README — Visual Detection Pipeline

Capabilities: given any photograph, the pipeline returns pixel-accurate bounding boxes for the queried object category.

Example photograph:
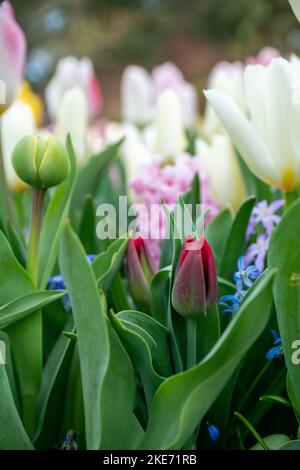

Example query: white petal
[204,89,277,185]
[289,0,300,23]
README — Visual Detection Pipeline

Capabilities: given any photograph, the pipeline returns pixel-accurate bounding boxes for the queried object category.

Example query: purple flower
[247,199,284,239]
[245,234,269,272]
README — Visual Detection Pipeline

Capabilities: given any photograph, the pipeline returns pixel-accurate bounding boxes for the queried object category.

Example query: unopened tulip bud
[127,236,156,307]
[12,134,70,189]
[172,236,217,318]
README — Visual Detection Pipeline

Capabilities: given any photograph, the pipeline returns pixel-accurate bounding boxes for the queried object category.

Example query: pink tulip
[0,1,26,108]
[246,47,280,66]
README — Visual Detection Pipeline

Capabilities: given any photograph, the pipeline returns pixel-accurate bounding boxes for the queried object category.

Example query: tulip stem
[186,317,197,369]
[0,119,13,231]
[27,188,45,283]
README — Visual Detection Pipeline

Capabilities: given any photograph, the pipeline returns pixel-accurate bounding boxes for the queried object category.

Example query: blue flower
[207,423,219,442]
[48,254,96,311]
[219,293,241,315]
[266,330,284,361]
[233,256,260,290]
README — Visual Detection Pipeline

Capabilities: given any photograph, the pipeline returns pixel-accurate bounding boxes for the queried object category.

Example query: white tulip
[203,61,245,138]
[1,100,36,188]
[121,66,154,126]
[155,89,186,159]
[289,0,300,22]
[196,134,246,211]
[54,86,88,165]
[122,138,152,183]
[205,58,300,192]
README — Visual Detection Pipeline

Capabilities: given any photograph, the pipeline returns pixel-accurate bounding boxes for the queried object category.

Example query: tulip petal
[204,89,277,186]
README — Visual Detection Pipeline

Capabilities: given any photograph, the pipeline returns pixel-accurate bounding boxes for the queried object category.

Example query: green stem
[236,360,272,413]
[186,317,197,369]
[284,191,298,213]
[0,117,13,231]
[27,188,45,283]
[234,412,269,450]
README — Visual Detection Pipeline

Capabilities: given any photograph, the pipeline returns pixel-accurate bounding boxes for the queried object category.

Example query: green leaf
[206,208,233,268]
[259,395,292,408]
[110,310,168,407]
[278,440,300,450]
[196,304,220,362]
[92,236,128,292]
[0,290,66,329]
[138,269,275,450]
[0,231,40,436]
[268,199,300,415]
[59,224,143,449]
[219,196,255,282]
[38,135,77,289]
[34,319,75,449]
[151,266,171,327]
[79,194,95,254]
[70,139,123,218]
[0,332,20,411]
[0,366,33,450]
[250,434,290,450]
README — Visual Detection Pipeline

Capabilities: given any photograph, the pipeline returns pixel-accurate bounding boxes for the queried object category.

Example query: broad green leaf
[38,135,77,289]
[0,332,20,411]
[59,224,143,449]
[70,139,123,218]
[110,311,167,407]
[0,231,40,437]
[0,366,33,450]
[92,236,128,292]
[268,199,300,415]
[0,290,66,329]
[196,304,220,362]
[219,196,255,282]
[250,434,290,450]
[279,440,300,450]
[206,208,233,268]
[34,319,75,449]
[139,269,275,450]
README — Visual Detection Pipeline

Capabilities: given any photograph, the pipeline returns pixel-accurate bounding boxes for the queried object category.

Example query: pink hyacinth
[0,1,26,107]
[129,153,219,265]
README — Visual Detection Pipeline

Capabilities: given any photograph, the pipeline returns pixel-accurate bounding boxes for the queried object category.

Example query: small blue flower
[219,294,241,315]
[207,423,219,443]
[234,256,260,290]
[266,330,284,361]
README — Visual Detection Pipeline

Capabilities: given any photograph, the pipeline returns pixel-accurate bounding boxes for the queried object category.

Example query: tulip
[1,100,36,189]
[155,89,186,159]
[203,61,245,138]
[289,0,300,22]
[246,47,280,66]
[172,236,217,318]
[152,62,198,127]
[0,1,26,113]
[45,56,102,120]
[12,134,70,189]
[121,65,154,126]
[127,236,157,307]
[54,86,88,165]
[205,58,300,193]
[196,134,246,211]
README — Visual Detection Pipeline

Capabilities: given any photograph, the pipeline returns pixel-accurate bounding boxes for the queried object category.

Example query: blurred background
[11,0,300,118]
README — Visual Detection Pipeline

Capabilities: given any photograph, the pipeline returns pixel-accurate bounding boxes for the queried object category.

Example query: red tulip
[127,236,156,307]
[0,1,26,110]
[172,235,217,317]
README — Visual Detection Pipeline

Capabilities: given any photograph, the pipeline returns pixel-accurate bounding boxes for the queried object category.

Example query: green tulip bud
[12,134,70,189]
